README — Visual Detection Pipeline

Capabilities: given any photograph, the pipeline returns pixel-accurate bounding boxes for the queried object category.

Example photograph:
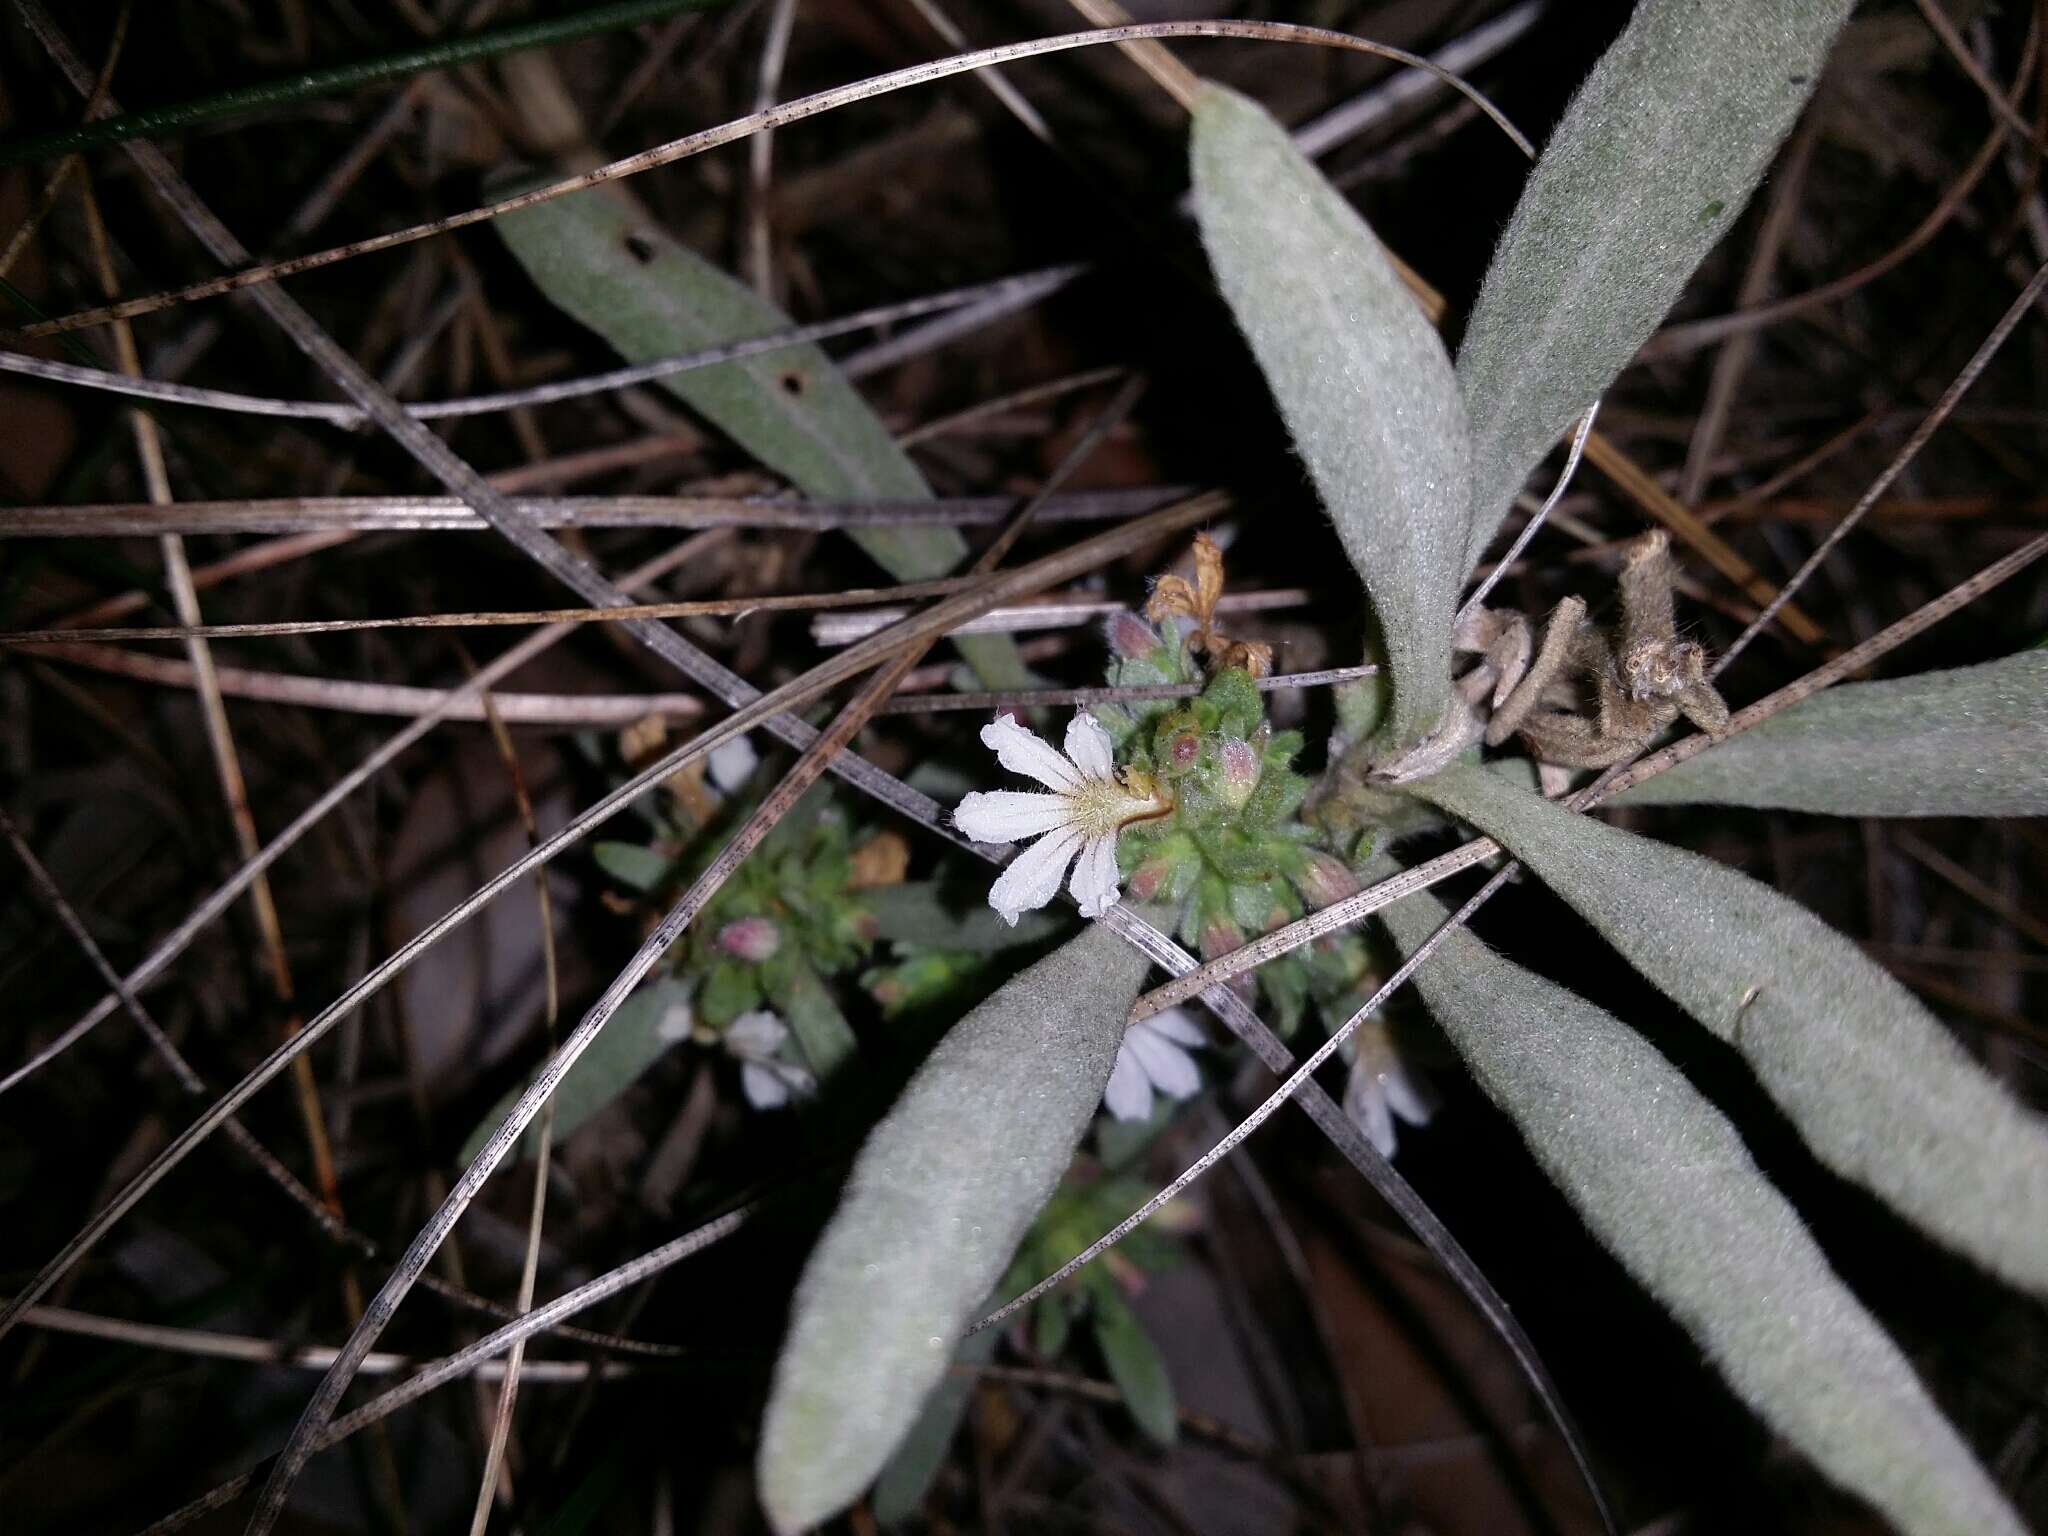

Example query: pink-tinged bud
[1170,731,1200,769]
[1293,851,1359,910]
[1217,736,1260,810]
[1109,611,1163,660]
[716,917,780,963]
[1200,918,1246,962]
[1128,857,1172,902]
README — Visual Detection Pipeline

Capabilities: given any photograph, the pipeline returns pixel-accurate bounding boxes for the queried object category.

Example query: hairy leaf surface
[1458,0,1853,563]
[1192,84,1471,755]
[1380,887,2025,1536]
[1414,764,2048,1293]
[757,921,1149,1532]
[497,185,1032,687]
[1613,651,2048,816]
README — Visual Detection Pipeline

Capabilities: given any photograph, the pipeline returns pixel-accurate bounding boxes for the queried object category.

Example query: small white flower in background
[1343,1015,1436,1158]
[724,1010,816,1110]
[706,734,760,795]
[953,712,1169,924]
[1103,1009,1206,1122]
[655,993,696,1044]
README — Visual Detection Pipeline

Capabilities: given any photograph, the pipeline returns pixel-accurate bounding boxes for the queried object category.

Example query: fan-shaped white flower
[1343,1015,1436,1158]
[724,1009,816,1110]
[1103,1008,1206,1122]
[953,712,1169,924]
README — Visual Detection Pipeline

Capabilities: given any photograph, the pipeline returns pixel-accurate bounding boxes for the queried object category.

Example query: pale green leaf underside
[757,921,1150,1533]
[495,185,1030,688]
[1613,651,2048,816]
[1379,887,2024,1536]
[1413,764,2048,1294]
[1191,83,1471,755]
[459,977,686,1165]
[1458,0,1854,564]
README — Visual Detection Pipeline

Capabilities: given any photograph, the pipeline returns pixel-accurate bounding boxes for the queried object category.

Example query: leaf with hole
[1379,884,2026,1536]
[1412,763,2048,1294]
[459,976,690,1165]
[1457,0,1854,564]
[757,919,1151,1533]
[1191,83,1470,758]
[495,184,1033,688]
[1612,650,2048,816]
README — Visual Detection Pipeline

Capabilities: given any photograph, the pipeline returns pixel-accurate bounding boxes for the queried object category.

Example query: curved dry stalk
[13,20,1529,340]
[0,266,1080,421]
[1718,257,2048,669]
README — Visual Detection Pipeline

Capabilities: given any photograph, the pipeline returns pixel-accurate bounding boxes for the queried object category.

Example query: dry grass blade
[11,19,1528,340]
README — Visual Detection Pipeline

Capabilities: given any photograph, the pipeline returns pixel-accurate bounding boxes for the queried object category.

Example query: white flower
[952,712,1168,924]
[706,735,760,795]
[1103,1008,1205,1122]
[723,1009,815,1110]
[1343,1016,1436,1158]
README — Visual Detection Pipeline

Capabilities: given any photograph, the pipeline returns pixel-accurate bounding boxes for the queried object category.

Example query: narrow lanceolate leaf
[1613,650,2048,816]
[1457,0,1854,564]
[460,977,688,1164]
[1092,1287,1177,1447]
[1413,764,2048,1294]
[1191,84,1471,757]
[758,921,1151,1533]
[1379,887,2026,1536]
[769,953,857,1081]
[496,185,1032,688]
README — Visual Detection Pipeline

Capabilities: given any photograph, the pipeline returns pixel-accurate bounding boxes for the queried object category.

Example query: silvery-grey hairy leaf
[1613,650,2048,816]
[1191,84,1471,755]
[496,186,1031,688]
[459,977,688,1165]
[1414,764,2048,1294]
[1379,887,2025,1536]
[757,921,1150,1533]
[864,880,1068,953]
[870,1324,997,1526]
[1458,0,1854,564]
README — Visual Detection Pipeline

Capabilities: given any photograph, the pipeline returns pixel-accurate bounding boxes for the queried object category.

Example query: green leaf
[863,881,1069,953]
[767,953,857,1081]
[1457,0,1854,564]
[1612,651,2048,817]
[459,978,688,1165]
[496,185,1032,689]
[1412,764,2048,1294]
[592,840,668,893]
[870,1324,997,1527]
[757,921,1151,1534]
[1378,885,2025,1536]
[1091,1287,1177,1448]
[1191,84,1471,757]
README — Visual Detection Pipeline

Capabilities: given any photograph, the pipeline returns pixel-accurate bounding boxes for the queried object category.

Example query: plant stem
[0,0,726,168]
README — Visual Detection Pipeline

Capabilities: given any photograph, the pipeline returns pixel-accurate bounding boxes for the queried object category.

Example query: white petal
[1068,833,1122,919]
[706,735,759,794]
[987,825,1083,925]
[1144,1007,1206,1048]
[742,1061,792,1109]
[1126,1025,1201,1101]
[655,997,696,1043]
[1345,1071,1397,1158]
[725,1009,787,1056]
[1063,712,1115,779]
[1102,1044,1155,1122]
[952,790,1073,845]
[982,713,1079,791]
[1379,1063,1437,1130]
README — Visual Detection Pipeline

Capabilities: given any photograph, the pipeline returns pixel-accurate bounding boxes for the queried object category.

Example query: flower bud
[715,916,781,963]
[1217,736,1260,811]
[1108,611,1164,661]
[1291,850,1359,910]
